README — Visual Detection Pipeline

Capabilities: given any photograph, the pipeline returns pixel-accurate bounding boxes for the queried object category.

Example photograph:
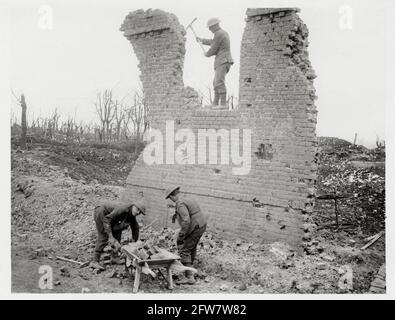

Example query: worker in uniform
[89,200,146,270]
[196,17,234,108]
[164,186,207,284]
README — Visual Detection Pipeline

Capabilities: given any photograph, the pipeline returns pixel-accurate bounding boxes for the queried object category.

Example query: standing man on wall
[164,186,207,284]
[89,200,146,270]
[196,17,234,108]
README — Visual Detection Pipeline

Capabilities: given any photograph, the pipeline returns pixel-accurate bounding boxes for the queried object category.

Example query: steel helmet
[164,185,181,199]
[207,17,220,28]
[133,200,146,215]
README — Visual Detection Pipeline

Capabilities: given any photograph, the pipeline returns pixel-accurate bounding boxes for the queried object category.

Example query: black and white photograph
[1,0,394,300]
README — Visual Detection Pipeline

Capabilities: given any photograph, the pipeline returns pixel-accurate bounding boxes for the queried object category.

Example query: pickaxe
[186,17,206,54]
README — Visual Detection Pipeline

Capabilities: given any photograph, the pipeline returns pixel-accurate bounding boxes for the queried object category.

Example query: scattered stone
[317,262,327,270]
[78,272,91,280]
[107,270,118,278]
[240,243,254,252]
[54,281,61,286]
[219,284,229,291]
[296,281,314,293]
[278,260,295,269]
[238,283,248,291]
[60,266,70,277]
[81,287,91,293]
[93,268,103,275]
[35,248,47,257]
[220,273,228,280]
[338,265,353,291]
[321,254,335,262]
[28,252,37,260]
[269,242,295,260]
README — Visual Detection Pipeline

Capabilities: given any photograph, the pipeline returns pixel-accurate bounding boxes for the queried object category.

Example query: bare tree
[127,91,149,140]
[113,99,125,141]
[94,89,116,143]
[20,94,27,149]
[11,90,28,149]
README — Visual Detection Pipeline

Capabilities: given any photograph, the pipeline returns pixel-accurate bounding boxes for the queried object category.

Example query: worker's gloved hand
[176,237,184,246]
[109,237,121,252]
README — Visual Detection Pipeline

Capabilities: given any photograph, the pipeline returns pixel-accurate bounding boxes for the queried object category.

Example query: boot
[175,270,196,285]
[89,260,105,271]
[111,256,125,265]
[219,92,227,108]
[213,91,220,107]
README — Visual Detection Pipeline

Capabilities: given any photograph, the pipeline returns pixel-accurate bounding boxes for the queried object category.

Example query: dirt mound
[12,143,136,186]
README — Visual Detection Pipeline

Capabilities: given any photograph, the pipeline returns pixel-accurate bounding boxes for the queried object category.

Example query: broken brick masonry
[120,8,317,249]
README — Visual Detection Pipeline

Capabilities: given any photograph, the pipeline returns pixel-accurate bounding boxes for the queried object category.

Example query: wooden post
[167,267,174,290]
[20,94,27,149]
[133,265,142,293]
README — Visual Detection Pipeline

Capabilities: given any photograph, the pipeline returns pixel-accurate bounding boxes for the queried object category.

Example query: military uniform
[201,28,233,105]
[93,202,139,262]
[174,196,207,266]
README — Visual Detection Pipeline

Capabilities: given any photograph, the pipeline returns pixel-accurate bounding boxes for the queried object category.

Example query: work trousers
[213,63,231,95]
[93,207,121,262]
[178,224,207,266]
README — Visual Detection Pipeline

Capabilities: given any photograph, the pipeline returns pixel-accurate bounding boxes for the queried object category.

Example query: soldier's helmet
[164,185,181,199]
[206,17,220,28]
[134,200,146,215]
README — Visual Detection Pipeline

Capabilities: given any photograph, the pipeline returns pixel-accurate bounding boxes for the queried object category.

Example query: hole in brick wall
[244,77,252,83]
[176,119,181,125]
[266,213,271,221]
[213,168,221,174]
[255,143,274,160]
[246,103,252,108]
[252,197,264,208]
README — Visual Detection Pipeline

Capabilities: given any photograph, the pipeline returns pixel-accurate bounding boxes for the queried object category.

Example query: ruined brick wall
[120,8,317,249]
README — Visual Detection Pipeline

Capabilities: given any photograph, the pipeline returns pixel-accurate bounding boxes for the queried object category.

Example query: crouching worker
[89,200,146,270]
[164,186,207,284]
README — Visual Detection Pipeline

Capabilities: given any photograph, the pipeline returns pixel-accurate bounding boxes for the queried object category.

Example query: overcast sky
[1,0,394,147]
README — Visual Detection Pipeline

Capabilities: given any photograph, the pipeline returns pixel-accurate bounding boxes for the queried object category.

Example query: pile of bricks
[369,264,386,293]
[120,8,317,250]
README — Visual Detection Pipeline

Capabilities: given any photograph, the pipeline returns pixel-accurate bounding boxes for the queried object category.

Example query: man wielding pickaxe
[186,17,234,108]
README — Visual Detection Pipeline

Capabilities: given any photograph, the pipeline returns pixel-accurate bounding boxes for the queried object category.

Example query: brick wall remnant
[120,8,318,250]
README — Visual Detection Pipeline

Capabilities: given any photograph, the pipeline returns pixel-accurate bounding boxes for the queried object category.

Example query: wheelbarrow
[121,245,183,293]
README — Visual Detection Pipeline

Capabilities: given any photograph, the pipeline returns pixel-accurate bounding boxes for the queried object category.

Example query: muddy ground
[11,139,385,294]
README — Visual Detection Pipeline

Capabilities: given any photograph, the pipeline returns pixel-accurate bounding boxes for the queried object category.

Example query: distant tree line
[11,89,150,148]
